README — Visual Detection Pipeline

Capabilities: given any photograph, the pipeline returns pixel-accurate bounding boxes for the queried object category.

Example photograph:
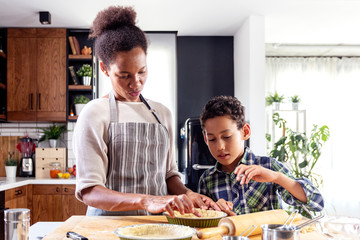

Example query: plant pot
[272,102,280,110]
[292,102,299,110]
[5,166,17,178]
[82,76,91,86]
[49,139,59,148]
[75,104,86,116]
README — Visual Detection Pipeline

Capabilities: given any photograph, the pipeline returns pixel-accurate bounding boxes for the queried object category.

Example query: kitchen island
[42,215,326,240]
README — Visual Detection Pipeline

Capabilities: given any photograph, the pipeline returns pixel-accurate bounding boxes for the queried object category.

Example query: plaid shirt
[198,147,324,215]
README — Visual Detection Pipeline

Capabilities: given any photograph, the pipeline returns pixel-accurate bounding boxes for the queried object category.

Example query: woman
[73,5,218,217]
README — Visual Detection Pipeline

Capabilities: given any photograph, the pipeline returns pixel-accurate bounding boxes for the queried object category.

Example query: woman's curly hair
[200,95,246,130]
[89,6,148,68]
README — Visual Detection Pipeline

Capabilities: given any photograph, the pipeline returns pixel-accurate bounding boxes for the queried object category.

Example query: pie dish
[164,208,227,227]
[114,223,196,240]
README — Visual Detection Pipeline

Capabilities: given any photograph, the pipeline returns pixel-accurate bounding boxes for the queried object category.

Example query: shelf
[0,114,6,120]
[0,83,5,89]
[68,55,92,60]
[68,85,92,90]
[0,51,6,59]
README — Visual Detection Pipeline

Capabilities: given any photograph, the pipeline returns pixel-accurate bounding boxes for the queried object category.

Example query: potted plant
[265,92,285,110]
[39,124,68,148]
[74,95,90,116]
[76,64,92,86]
[290,95,301,110]
[5,152,18,178]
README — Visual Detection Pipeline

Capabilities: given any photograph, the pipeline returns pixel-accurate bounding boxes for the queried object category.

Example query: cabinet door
[32,184,63,222]
[7,29,37,121]
[5,186,27,209]
[36,29,67,122]
[61,185,87,220]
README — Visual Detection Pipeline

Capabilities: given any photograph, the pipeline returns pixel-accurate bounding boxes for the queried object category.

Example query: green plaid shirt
[198,147,324,215]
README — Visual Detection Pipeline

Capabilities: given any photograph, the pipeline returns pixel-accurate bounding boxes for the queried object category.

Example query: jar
[50,162,61,178]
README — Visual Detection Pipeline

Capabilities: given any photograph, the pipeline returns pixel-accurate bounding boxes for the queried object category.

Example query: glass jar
[49,162,61,178]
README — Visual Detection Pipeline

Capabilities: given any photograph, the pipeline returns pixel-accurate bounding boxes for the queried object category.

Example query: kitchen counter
[42,215,326,240]
[0,177,76,191]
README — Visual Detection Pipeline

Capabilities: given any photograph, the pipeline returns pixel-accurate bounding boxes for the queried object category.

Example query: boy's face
[203,115,251,173]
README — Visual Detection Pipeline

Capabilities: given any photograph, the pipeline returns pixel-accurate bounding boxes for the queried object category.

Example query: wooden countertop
[43,215,326,240]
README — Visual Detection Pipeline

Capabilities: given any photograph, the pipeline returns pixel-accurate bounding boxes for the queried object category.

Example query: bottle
[49,162,61,178]
[4,208,30,240]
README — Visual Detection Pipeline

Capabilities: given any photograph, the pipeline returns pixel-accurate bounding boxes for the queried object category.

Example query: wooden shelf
[0,83,5,89]
[0,51,6,59]
[0,114,6,120]
[68,55,92,60]
[68,115,78,120]
[68,85,92,90]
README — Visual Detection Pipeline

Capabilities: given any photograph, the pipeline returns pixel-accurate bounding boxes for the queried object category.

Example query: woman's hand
[234,164,279,185]
[215,199,236,216]
[142,194,197,218]
[185,191,221,212]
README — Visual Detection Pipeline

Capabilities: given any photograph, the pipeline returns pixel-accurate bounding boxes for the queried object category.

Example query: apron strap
[109,90,118,123]
[140,94,163,125]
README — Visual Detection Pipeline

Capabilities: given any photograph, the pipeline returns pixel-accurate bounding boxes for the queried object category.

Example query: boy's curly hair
[89,6,148,68]
[200,95,246,130]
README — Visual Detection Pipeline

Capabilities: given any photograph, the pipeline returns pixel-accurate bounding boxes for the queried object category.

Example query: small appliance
[18,137,36,177]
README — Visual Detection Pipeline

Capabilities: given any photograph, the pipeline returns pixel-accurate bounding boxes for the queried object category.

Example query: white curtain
[266,57,360,218]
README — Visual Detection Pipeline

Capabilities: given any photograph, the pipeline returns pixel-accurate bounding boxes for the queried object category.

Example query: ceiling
[2,0,360,51]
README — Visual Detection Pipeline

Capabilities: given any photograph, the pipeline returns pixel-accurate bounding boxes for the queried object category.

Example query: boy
[198,95,324,215]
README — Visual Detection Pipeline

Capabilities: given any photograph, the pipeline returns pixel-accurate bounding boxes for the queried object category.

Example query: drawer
[36,157,65,168]
[35,148,66,158]
[5,186,26,201]
[33,184,62,195]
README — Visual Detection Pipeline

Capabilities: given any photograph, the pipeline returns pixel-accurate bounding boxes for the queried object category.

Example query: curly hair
[200,95,246,130]
[89,6,148,68]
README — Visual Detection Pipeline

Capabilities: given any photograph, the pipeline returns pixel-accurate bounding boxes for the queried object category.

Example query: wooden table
[43,215,326,240]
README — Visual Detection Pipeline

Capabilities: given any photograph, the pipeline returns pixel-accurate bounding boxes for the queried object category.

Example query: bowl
[318,216,360,239]
[114,223,196,240]
[261,224,300,240]
[164,208,227,228]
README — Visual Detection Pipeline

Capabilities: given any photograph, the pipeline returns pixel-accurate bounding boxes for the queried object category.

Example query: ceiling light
[39,11,51,25]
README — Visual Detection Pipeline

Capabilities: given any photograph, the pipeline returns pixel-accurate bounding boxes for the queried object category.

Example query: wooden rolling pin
[197,209,302,239]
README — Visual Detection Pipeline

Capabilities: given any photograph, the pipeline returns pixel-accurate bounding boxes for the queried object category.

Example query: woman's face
[101,46,147,102]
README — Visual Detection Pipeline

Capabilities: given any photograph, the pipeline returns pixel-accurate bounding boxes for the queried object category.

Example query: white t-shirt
[73,97,180,201]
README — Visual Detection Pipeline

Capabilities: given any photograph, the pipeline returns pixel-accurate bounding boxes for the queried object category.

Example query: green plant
[76,64,92,77]
[74,95,90,104]
[267,112,330,217]
[39,124,68,141]
[291,95,301,103]
[265,92,285,106]
[5,152,18,166]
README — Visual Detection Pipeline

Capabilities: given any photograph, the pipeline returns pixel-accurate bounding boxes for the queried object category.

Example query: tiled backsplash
[0,122,76,167]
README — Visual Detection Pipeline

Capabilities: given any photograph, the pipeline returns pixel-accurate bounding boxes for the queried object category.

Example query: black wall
[177,36,234,168]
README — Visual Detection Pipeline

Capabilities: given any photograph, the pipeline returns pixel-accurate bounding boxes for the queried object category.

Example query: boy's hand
[234,164,279,185]
[215,199,236,216]
[185,191,221,212]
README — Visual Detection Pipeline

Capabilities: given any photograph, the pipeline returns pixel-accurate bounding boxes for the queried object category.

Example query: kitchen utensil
[114,223,196,240]
[274,209,299,230]
[18,137,36,177]
[261,214,324,240]
[4,208,30,240]
[66,231,88,240]
[164,208,227,227]
[222,225,256,240]
[197,209,302,239]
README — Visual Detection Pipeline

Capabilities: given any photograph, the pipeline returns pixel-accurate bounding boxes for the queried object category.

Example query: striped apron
[86,91,170,216]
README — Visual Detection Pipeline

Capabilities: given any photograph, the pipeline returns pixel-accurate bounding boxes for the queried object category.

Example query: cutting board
[42,215,326,240]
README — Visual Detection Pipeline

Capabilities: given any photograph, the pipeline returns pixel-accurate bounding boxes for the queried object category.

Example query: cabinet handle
[64,187,68,192]
[56,187,60,192]
[38,93,41,110]
[30,94,33,109]
[15,189,23,196]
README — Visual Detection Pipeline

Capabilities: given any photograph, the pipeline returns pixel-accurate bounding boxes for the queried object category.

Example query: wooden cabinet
[67,29,97,121]
[7,28,67,122]
[5,185,28,209]
[0,28,7,121]
[32,184,87,223]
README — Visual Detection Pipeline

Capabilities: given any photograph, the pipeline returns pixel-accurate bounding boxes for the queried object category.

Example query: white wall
[234,16,266,155]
